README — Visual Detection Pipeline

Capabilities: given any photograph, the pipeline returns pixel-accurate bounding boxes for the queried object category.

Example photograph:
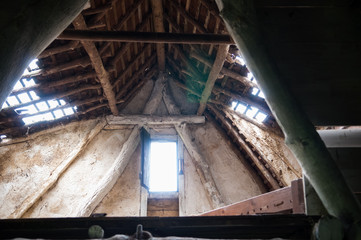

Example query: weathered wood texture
[207,104,282,190]
[150,0,166,70]
[0,0,88,109]
[106,115,205,125]
[147,198,179,217]
[58,31,233,44]
[197,44,230,115]
[215,0,361,232]
[201,179,304,216]
[143,73,167,114]
[72,15,119,115]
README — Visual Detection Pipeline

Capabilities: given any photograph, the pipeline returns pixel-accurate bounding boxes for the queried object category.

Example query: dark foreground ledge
[0,214,319,239]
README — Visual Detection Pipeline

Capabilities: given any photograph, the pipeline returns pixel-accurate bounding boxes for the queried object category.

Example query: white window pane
[63,107,74,115]
[43,112,54,121]
[15,104,37,115]
[246,106,259,118]
[149,141,177,192]
[53,110,64,119]
[59,99,66,105]
[47,99,59,109]
[235,56,245,66]
[28,59,39,70]
[2,102,9,109]
[29,91,39,100]
[231,101,238,109]
[7,96,19,106]
[0,135,6,139]
[36,101,48,111]
[236,103,247,114]
[13,81,23,90]
[258,91,265,99]
[17,93,31,103]
[251,87,259,95]
[255,112,267,122]
[247,72,254,80]
[23,78,36,87]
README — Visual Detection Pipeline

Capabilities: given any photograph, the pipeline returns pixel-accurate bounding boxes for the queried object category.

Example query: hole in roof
[231,101,268,123]
[1,59,78,126]
[251,87,265,99]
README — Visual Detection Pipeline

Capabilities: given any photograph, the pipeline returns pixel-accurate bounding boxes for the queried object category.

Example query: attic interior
[0,0,360,239]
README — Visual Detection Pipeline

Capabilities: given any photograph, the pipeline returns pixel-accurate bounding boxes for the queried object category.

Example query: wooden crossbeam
[106,115,205,125]
[197,44,229,115]
[73,15,119,115]
[201,179,305,216]
[150,0,166,71]
[58,30,233,44]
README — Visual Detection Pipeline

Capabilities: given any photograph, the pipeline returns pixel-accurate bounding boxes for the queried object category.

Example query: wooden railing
[201,179,305,216]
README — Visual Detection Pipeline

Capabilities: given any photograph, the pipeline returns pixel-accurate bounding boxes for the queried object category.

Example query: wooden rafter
[150,0,166,71]
[207,104,282,190]
[106,115,205,125]
[73,15,119,115]
[58,30,233,45]
[197,44,229,115]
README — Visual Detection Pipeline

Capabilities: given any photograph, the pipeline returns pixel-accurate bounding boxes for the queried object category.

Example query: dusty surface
[0,119,98,218]
[121,80,153,114]
[92,146,141,216]
[23,128,132,218]
[230,113,302,186]
[182,149,213,215]
[190,122,265,205]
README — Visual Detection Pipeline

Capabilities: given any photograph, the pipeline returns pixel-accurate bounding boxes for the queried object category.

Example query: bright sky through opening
[149,141,177,192]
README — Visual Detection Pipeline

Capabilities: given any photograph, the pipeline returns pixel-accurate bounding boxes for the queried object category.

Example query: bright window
[148,141,178,192]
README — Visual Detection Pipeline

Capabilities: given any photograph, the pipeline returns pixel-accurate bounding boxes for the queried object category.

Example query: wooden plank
[201,186,292,216]
[150,0,165,70]
[106,115,205,125]
[291,178,305,214]
[58,30,234,44]
[73,15,119,115]
[147,198,179,211]
[197,44,229,115]
[201,179,305,216]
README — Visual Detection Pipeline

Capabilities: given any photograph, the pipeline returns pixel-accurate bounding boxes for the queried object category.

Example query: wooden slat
[201,179,305,216]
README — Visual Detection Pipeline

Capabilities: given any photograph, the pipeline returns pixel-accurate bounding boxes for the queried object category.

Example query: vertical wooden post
[215,0,361,233]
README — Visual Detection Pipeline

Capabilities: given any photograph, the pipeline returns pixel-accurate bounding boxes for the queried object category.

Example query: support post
[197,44,230,115]
[215,0,361,233]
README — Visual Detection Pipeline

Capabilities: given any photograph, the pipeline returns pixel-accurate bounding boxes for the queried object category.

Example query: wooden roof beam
[58,30,233,45]
[197,44,229,115]
[189,51,257,88]
[150,0,166,71]
[73,15,119,115]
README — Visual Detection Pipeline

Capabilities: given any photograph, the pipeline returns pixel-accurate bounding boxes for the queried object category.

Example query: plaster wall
[0,119,98,218]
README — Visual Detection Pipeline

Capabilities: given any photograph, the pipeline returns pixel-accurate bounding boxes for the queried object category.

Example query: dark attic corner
[0,0,361,239]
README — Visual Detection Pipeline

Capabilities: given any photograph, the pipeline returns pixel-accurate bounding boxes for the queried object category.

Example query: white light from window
[0,135,7,139]
[2,102,9,109]
[258,91,265,99]
[36,101,49,111]
[247,72,254,80]
[235,56,246,66]
[63,107,74,116]
[28,59,39,71]
[29,91,39,100]
[7,96,19,106]
[23,78,36,87]
[149,141,177,192]
[53,109,64,119]
[17,93,31,103]
[246,106,259,118]
[13,81,23,90]
[251,87,259,95]
[255,112,267,122]
[236,103,247,114]
[47,99,59,109]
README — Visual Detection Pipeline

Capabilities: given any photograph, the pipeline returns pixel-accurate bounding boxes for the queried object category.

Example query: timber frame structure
[0,0,361,239]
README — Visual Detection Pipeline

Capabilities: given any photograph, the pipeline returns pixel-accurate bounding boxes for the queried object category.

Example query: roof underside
[0,0,275,138]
